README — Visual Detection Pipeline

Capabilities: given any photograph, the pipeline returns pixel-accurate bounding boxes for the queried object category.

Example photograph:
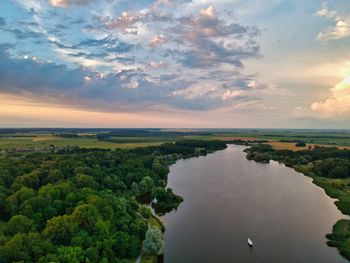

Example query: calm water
[163,145,348,263]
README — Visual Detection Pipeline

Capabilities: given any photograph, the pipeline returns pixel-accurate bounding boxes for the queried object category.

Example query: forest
[0,140,226,263]
[245,144,350,178]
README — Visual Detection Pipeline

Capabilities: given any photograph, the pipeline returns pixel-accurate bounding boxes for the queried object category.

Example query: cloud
[49,0,92,7]
[76,36,135,54]
[0,44,256,112]
[311,77,350,115]
[316,6,350,41]
[170,5,260,68]
[0,17,5,27]
[222,90,242,100]
[149,61,166,68]
[99,11,143,35]
[0,2,268,114]
[4,28,44,40]
[149,35,167,48]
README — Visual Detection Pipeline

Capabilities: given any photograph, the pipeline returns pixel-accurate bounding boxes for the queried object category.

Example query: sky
[1,0,350,128]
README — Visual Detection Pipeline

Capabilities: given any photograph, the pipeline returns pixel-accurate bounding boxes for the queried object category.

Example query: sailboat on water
[248,238,253,247]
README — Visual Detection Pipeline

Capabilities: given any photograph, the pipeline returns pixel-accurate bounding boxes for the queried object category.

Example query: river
[162,145,348,263]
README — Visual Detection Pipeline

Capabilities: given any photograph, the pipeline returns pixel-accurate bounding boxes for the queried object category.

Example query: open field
[185,130,350,145]
[0,134,165,150]
[2,129,350,151]
[186,130,350,150]
[267,141,350,151]
[184,135,260,141]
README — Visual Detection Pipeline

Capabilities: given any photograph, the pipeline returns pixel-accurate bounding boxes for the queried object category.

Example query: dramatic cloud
[316,5,350,41]
[311,77,350,115]
[171,5,260,68]
[6,0,346,127]
[0,1,265,114]
[0,45,264,112]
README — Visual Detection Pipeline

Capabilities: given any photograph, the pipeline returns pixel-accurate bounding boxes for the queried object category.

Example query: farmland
[1,129,350,151]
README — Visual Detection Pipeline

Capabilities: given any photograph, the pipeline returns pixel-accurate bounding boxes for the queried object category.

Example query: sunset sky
[1,0,350,128]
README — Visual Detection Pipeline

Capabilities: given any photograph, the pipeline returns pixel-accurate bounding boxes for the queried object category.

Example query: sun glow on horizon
[342,75,350,85]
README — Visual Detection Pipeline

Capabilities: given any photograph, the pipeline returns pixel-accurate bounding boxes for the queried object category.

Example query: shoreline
[136,143,228,263]
[243,143,350,261]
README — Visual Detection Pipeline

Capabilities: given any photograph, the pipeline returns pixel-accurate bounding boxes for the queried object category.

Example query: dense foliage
[245,144,350,178]
[326,220,350,259]
[0,140,226,263]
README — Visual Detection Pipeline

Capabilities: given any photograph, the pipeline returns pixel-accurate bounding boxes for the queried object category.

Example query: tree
[5,215,34,235]
[73,173,97,188]
[5,186,36,216]
[295,142,306,147]
[143,227,163,256]
[138,176,154,194]
[72,204,100,231]
[56,246,84,263]
[14,171,41,190]
[47,169,64,183]
[85,247,99,263]
[140,205,151,219]
[130,182,139,195]
[0,232,51,263]
[44,215,78,245]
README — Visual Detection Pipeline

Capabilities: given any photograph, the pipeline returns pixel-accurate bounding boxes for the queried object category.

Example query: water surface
[163,145,348,263]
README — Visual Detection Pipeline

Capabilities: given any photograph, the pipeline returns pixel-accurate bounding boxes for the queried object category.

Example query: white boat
[248,238,253,247]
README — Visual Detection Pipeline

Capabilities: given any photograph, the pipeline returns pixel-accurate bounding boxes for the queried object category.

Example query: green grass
[3,130,350,150]
[141,255,157,263]
[104,136,175,143]
[148,213,163,230]
[0,134,165,150]
[327,220,350,260]
[188,130,350,147]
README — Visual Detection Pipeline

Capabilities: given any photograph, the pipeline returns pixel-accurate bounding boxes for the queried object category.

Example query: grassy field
[0,134,165,150]
[187,131,350,150]
[185,130,350,146]
[141,255,157,263]
[266,141,350,151]
[3,129,350,151]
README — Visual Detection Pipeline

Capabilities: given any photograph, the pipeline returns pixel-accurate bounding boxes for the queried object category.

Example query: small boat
[248,238,253,247]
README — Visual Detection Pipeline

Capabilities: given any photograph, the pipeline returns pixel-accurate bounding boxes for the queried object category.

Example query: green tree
[47,169,64,183]
[130,182,139,195]
[44,215,78,245]
[0,232,51,263]
[5,215,34,235]
[140,205,151,219]
[5,186,36,216]
[143,227,163,256]
[57,246,84,263]
[73,173,97,188]
[5,215,34,236]
[72,204,100,231]
[85,247,99,263]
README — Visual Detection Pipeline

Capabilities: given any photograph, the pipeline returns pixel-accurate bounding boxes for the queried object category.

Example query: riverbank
[243,144,350,260]
[135,141,228,263]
